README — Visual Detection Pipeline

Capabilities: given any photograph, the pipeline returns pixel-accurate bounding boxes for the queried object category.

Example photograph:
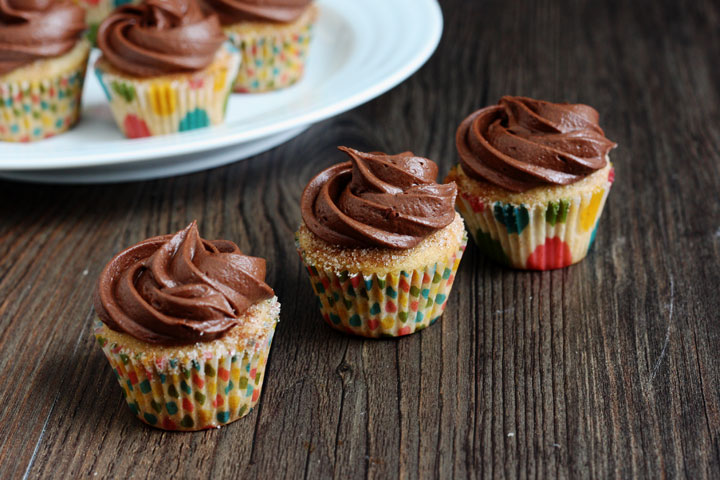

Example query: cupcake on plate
[94,0,240,138]
[446,96,617,270]
[73,0,141,44]
[0,0,89,142]
[297,147,467,338]
[94,221,279,431]
[203,0,317,92]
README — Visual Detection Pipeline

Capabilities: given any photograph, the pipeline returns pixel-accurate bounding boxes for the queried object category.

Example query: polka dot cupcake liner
[297,235,467,338]
[0,42,89,142]
[94,43,240,138]
[225,5,316,93]
[93,299,279,431]
[456,169,614,270]
[73,0,142,44]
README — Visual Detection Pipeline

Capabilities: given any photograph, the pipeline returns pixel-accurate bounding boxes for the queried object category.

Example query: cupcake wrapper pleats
[456,170,614,270]
[95,323,275,431]
[298,235,467,338]
[0,51,88,142]
[94,45,240,138]
[226,8,315,93]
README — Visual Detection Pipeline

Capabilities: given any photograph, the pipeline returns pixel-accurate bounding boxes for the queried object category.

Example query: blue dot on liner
[165,402,178,415]
[143,413,158,425]
[94,68,112,101]
[178,108,210,132]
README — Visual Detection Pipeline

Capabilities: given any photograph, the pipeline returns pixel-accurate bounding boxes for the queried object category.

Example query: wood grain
[1,0,719,478]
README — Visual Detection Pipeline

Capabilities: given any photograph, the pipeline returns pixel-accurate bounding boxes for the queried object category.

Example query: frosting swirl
[456,96,617,192]
[203,0,311,25]
[94,222,275,346]
[0,0,86,75]
[301,147,457,249]
[96,0,226,77]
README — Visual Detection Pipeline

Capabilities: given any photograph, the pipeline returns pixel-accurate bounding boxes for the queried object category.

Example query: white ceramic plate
[0,0,442,183]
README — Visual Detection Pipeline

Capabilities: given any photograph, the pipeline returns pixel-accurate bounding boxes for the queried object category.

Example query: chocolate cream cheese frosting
[0,0,86,75]
[456,96,617,192]
[301,147,457,250]
[203,0,311,25]
[97,0,226,77]
[94,222,274,346]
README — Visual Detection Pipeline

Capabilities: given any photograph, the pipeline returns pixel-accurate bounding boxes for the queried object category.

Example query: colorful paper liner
[297,235,467,338]
[95,322,276,431]
[456,169,614,270]
[0,54,88,142]
[94,45,240,138]
[225,13,315,92]
[73,0,142,44]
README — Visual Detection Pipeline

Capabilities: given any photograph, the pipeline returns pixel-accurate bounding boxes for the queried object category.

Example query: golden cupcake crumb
[446,162,613,206]
[96,297,280,366]
[296,213,466,275]
[0,40,90,82]
[223,4,318,37]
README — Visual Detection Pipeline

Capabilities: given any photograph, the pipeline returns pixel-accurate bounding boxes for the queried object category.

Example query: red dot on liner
[526,237,572,270]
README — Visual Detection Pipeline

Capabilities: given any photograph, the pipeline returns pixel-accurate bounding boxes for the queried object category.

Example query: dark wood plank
[0,0,719,478]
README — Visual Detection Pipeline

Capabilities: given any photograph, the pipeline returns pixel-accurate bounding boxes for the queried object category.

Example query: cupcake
[0,0,89,142]
[296,147,467,338]
[94,0,240,138]
[93,221,279,431]
[203,0,317,92]
[446,96,617,270]
[73,0,141,44]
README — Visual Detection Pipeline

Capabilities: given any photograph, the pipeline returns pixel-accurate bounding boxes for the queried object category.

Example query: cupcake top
[301,146,457,250]
[456,96,617,192]
[94,221,275,346]
[203,0,311,25]
[97,0,226,77]
[0,0,86,75]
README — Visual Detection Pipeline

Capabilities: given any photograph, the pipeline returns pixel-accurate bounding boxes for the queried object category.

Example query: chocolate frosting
[301,147,457,249]
[203,0,311,25]
[456,96,617,192]
[0,0,86,75]
[97,0,226,77]
[94,222,275,346]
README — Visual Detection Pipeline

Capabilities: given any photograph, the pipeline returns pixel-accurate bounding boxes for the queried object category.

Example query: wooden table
[2,0,719,478]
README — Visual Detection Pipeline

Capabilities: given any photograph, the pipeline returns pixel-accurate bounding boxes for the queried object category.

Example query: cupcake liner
[0,44,89,142]
[94,319,276,431]
[225,6,316,93]
[94,44,240,138]
[456,169,614,270]
[297,234,467,338]
[73,0,142,44]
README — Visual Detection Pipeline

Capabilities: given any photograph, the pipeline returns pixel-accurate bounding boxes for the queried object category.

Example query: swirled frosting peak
[456,96,617,192]
[301,147,457,249]
[203,0,311,25]
[94,221,275,346]
[97,0,226,77]
[0,0,86,75]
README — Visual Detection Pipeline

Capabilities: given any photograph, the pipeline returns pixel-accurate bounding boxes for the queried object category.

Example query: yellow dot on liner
[148,82,177,116]
[381,316,395,329]
[580,190,604,232]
